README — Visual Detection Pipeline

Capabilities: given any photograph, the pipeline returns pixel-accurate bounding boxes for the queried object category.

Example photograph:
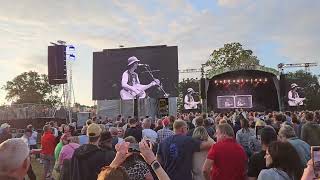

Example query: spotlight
[214,80,217,83]
[259,78,262,82]
[265,78,268,82]
[233,80,236,83]
[237,80,240,83]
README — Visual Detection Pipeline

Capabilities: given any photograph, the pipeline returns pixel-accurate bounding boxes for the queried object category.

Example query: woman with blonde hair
[192,127,215,180]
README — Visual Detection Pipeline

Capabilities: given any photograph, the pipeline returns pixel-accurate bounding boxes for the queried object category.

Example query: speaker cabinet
[48,45,67,85]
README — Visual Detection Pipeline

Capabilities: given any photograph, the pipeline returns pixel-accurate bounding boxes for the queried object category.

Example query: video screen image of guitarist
[120,56,163,100]
[92,45,178,100]
[287,83,305,107]
[184,88,200,110]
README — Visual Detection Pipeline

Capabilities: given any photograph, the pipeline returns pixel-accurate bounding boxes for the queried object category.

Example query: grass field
[25,158,44,180]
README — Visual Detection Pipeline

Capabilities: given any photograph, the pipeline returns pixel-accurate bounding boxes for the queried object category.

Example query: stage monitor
[217,95,252,109]
[93,45,178,100]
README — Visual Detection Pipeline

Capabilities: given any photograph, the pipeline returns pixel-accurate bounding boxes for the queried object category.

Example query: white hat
[127,56,140,66]
[0,138,30,173]
[291,83,298,89]
[0,123,10,129]
[187,88,194,93]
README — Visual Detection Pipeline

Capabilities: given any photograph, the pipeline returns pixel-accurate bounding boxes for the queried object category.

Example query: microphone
[138,64,149,67]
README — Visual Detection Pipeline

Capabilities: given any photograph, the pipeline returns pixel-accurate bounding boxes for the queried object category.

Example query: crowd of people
[0,110,319,180]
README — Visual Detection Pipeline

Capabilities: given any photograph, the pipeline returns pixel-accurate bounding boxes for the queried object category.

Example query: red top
[207,138,247,180]
[41,131,56,155]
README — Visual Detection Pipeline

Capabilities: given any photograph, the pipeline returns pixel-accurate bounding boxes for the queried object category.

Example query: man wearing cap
[184,88,200,110]
[157,117,174,143]
[0,138,31,180]
[120,56,159,100]
[0,123,12,143]
[70,123,115,180]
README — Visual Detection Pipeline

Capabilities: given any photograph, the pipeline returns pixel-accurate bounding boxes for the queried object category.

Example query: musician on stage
[184,88,199,110]
[288,83,305,107]
[120,56,159,100]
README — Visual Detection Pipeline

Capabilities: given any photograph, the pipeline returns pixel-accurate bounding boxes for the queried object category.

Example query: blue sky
[0,0,319,105]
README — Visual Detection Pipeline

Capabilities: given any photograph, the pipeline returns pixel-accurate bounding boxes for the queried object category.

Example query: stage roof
[205,65,279,79]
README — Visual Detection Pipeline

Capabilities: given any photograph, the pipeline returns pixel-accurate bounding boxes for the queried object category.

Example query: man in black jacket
[70,123,115,180]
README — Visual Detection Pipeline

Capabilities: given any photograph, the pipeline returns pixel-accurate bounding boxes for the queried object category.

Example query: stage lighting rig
[278,62,317,72]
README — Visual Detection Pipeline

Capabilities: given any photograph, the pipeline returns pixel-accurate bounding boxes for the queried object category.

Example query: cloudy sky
[0,0,319,105]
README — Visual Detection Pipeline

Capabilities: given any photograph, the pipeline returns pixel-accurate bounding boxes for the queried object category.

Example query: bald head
[142,118,152,129]
[0,138,30,175]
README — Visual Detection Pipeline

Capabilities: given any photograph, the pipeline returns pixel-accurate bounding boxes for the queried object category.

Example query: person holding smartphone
[301,146,320,180]
[98,139,170,180]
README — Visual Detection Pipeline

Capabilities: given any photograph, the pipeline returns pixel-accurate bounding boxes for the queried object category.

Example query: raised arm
[200,140,214,151]
[140,140,170,180]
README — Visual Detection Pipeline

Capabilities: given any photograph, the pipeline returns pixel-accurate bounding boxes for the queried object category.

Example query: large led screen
[93,45,178,100]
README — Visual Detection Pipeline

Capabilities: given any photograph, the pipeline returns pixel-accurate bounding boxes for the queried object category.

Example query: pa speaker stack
[48,45,67,85]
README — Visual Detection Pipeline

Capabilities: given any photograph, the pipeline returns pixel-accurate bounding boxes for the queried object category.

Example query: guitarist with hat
[288,83,305,109]
[184,88,200,110]
[120,56,160,100]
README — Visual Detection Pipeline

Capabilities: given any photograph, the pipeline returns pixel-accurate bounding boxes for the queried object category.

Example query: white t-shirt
[21,135,30,148]
[29,131,38,145]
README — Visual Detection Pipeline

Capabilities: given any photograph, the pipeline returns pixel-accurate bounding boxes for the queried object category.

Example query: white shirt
[117,137,124,144]
[21,135,30,148]
[29,131,38,145]
[142,129,158,143]
[53,127,58,137]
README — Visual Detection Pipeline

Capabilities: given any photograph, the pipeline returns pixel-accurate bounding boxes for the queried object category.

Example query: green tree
[286,70,320,110]
[2,71,61,106]
[206,42,260,70]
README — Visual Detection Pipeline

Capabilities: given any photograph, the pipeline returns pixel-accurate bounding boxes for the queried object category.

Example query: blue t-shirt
[157,134,201,180]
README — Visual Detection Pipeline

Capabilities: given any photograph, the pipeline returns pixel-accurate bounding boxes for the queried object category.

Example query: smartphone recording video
[312,146,320,178]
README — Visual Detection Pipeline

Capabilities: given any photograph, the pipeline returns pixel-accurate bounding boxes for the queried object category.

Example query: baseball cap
[162,118,170,126]
[0,123,10,129]
[87,123,102,137]
[0,138,30,173]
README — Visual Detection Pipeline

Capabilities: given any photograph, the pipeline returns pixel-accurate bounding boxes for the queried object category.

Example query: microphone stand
[143,65,169,98]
